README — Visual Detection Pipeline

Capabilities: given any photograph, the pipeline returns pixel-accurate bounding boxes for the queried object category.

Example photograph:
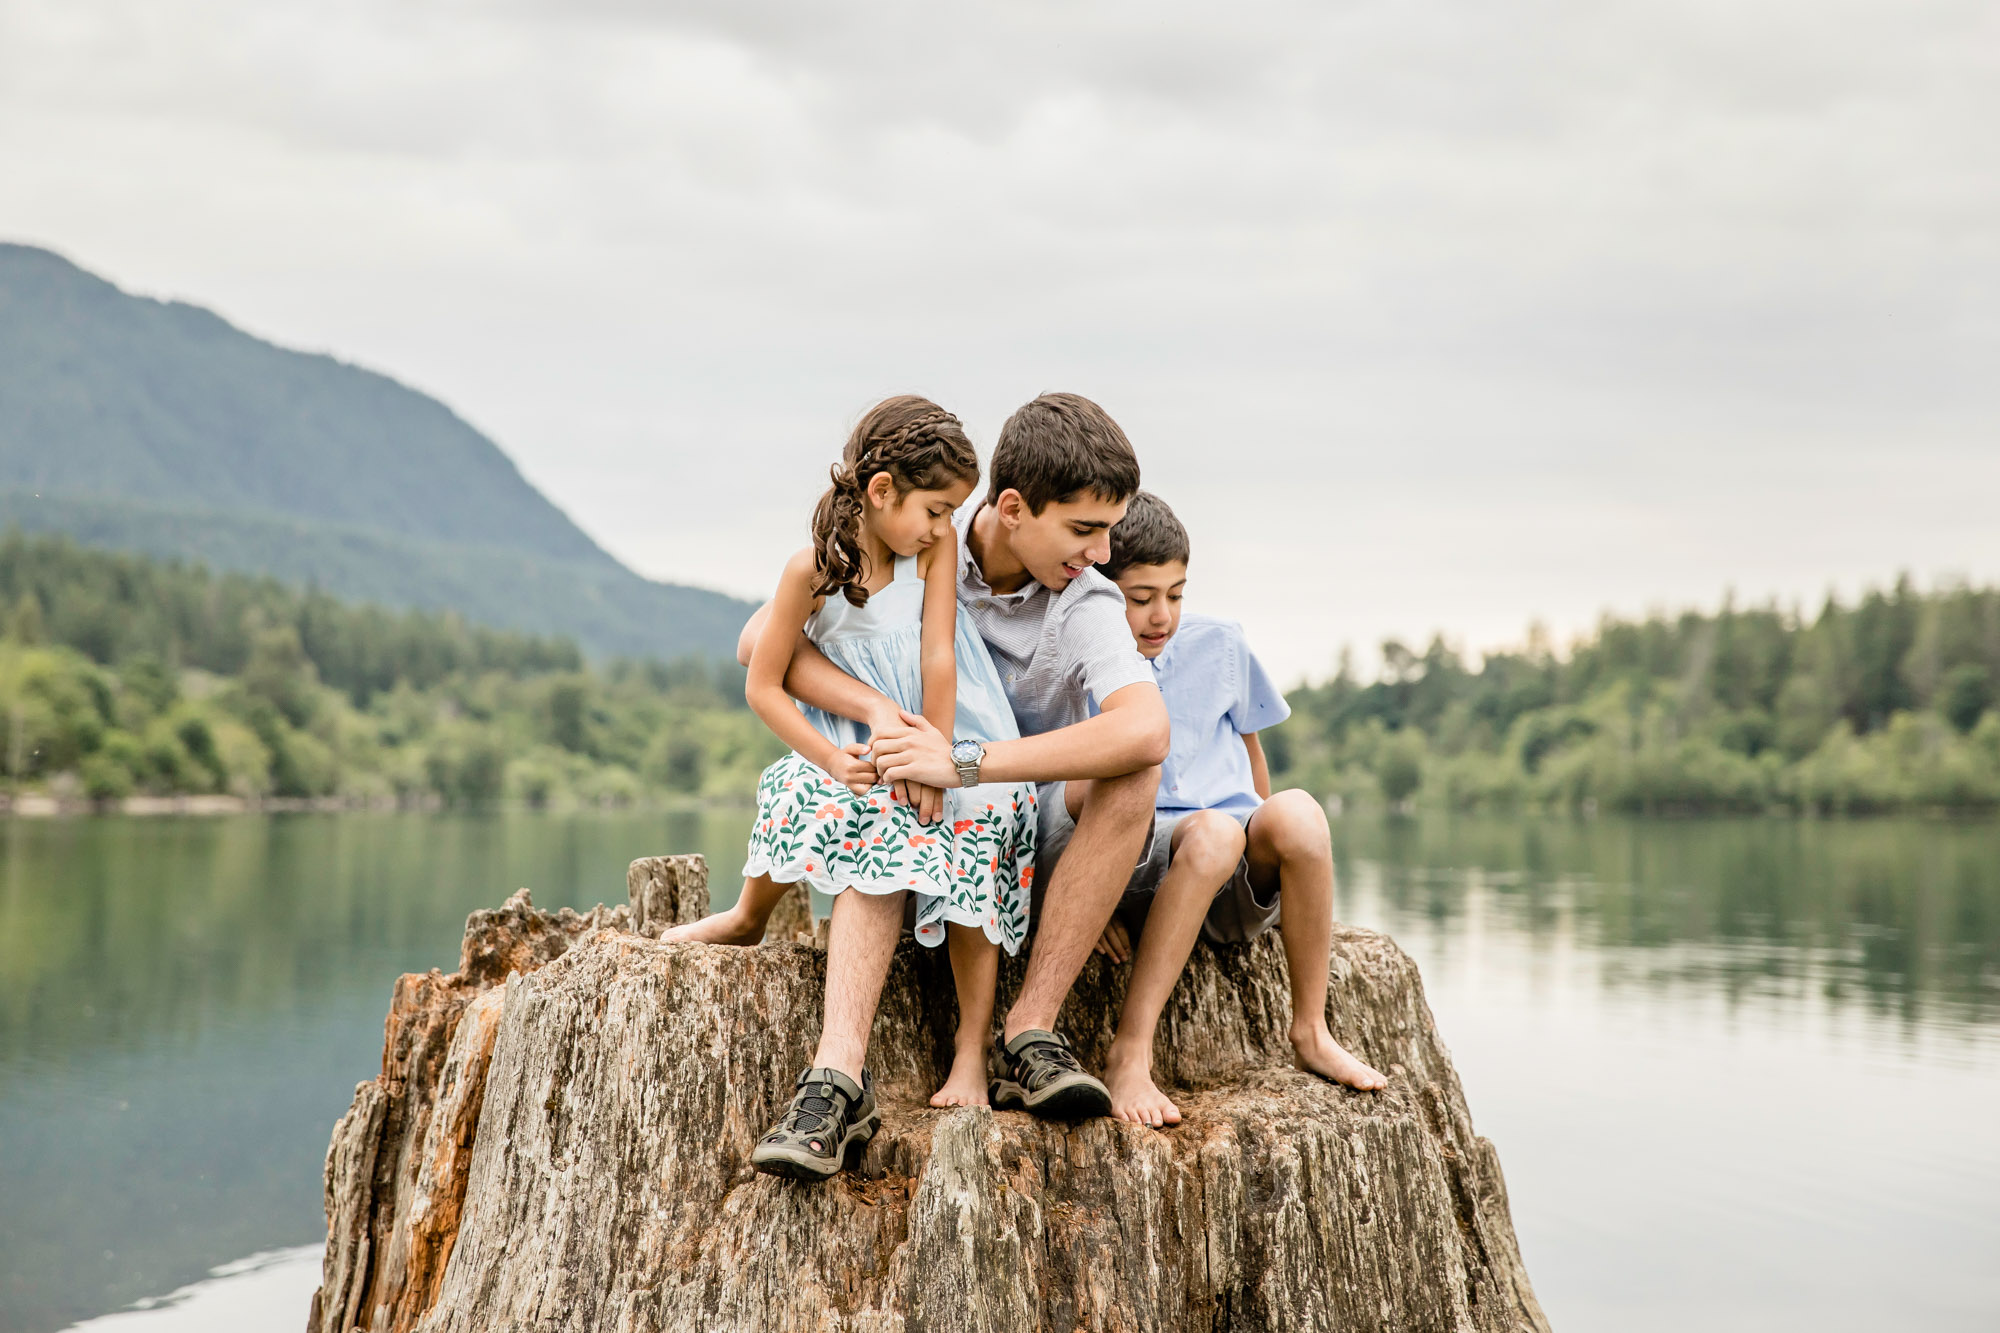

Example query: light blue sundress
[743,555,1036,953]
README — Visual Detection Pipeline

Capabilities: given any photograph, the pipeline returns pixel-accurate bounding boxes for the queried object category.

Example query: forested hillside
[7,533,1996,816]
[0,243,752,660]
[1274,577,2000,814]
[0,536,779,807]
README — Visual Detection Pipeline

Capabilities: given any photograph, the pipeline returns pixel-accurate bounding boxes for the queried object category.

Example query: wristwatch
[950,739,985,789]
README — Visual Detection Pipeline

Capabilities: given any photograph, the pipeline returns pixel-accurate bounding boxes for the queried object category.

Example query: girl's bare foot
[660,906,767,946]
[930,1048,990,1107]
[1290,1023,1388,1091]
[1104,1044,1181,1127]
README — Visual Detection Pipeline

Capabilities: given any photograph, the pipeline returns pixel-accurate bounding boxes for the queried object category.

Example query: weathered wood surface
[312,854,1548,1333]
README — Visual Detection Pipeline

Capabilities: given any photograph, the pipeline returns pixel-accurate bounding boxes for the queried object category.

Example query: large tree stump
[311,857,1547,1333]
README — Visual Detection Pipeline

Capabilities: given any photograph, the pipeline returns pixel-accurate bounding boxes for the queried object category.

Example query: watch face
[951,740,981,764]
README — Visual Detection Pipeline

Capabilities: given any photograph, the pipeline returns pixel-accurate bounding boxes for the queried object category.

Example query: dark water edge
[1,810,1996,1331]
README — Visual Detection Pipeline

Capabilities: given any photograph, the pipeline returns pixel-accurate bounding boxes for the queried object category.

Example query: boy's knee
[1175,810,1247,874]
[1257,789,1330,859]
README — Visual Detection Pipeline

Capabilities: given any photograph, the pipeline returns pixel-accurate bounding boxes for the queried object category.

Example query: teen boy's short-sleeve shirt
[1150,614,1291,815]
[956,505,1155,738]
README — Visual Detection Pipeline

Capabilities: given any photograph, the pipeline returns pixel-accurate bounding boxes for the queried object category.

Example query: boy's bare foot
[659,907,767,946]
[1290,1024,1388,1091]
[930,1049,991,1108]
[1104,1045,1181,1127]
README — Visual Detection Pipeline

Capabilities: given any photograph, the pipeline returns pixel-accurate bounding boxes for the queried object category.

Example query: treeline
[13,533,2000,819]
[1271,576,2000,814]
[0,531,582,700]
[1,534,781,807]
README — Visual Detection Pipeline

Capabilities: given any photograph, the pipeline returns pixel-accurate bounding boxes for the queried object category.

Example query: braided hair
[811,396,979,606]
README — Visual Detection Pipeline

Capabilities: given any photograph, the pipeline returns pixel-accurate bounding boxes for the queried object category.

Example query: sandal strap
[1002,1030,1085,1092]
[774,1067,865,1138]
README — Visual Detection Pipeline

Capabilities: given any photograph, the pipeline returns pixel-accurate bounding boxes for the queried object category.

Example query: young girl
[665,395,1035,1112]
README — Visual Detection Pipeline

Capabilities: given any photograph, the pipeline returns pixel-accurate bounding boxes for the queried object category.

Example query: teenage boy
[723,393,1169,1180]
[1090,491,1387,1128]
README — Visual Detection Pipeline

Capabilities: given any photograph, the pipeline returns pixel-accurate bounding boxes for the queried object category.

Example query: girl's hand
[897,779,944,826]
[823,743,878,796]
[1095,919,1132,964]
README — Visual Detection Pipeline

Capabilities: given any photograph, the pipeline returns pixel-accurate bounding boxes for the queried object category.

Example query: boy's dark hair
[988,392,1140,513]
[1098,490,1190,580]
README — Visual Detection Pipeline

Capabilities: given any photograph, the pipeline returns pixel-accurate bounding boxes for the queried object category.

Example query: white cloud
[2,0,1995,678]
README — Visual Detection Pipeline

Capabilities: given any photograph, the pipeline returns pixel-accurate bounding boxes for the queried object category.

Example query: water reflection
[0,811,1995,1332]
[1332,815,2000,1031]
[0,811,747,1332]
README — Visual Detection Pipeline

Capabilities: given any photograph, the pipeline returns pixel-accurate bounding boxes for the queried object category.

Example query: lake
[2,811,1996,1331]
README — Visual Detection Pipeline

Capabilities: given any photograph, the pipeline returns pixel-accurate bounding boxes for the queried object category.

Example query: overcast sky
[4,0,1995,680]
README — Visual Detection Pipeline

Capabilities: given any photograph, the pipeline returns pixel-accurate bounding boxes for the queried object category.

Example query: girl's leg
[660,873,794,945]
[931,923,999,1107]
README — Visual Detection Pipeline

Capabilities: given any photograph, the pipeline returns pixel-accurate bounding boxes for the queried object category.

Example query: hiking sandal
[750,1066,880,1181]
[989,1029,1112,1119]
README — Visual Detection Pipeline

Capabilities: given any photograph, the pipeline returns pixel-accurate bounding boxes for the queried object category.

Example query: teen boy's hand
[1094,919,1132,964]
[870,710,960,790]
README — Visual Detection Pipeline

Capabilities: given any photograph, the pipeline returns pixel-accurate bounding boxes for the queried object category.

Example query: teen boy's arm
[872,589,1170,790]
[743,590,1170,785]
[873,680,1166,787]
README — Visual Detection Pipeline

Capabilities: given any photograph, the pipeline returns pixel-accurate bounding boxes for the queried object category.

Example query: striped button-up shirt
[956,505,1156,738]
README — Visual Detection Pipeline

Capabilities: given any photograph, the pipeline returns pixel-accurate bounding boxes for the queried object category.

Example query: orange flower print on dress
[745,751,1032,957]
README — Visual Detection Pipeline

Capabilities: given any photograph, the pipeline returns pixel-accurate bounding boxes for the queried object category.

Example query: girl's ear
[865,471,898,510]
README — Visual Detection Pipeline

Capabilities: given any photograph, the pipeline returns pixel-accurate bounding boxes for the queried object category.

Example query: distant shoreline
[0,792,752,818]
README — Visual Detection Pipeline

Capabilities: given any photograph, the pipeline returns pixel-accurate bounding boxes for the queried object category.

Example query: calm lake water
[2,810,1996,1332]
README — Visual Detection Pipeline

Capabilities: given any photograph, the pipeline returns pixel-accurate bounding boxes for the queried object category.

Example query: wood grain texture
[312,856,1548,1333]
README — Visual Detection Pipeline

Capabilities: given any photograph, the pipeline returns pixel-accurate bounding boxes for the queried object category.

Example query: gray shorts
[1119,807,1281,946]
[1032,779,1155,917]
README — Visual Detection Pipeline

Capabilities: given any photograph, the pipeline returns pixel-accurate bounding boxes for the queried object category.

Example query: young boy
[1092,491,1388,1127]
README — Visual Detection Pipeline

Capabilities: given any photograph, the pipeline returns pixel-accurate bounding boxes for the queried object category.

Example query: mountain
[0,242,752,661]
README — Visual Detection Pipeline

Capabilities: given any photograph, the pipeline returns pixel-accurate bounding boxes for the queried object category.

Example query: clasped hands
[820,708,960,826]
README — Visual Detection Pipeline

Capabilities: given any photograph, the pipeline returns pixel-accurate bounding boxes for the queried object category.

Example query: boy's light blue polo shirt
[1146,614,1291,815]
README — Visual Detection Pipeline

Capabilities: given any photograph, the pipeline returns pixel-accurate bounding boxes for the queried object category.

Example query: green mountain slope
[0,243,751,660]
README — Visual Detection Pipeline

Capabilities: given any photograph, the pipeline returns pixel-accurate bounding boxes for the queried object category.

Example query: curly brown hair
[810,396,979,606]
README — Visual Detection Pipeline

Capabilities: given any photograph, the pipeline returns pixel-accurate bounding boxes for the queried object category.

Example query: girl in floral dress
[665,396,1034,1108]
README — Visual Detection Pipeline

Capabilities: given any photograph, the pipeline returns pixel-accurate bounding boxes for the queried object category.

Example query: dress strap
[894,554,922,583]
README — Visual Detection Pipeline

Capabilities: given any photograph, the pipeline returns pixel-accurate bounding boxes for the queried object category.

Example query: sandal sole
[990,1076,1112,1120]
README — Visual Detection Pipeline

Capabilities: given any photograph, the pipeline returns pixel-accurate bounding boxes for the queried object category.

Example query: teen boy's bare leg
[1104,811,1246,1127]
[810,889,907,1080]
[1003,766,1160,1043]
[661,872,791,945]
[1245,790,1387,1092]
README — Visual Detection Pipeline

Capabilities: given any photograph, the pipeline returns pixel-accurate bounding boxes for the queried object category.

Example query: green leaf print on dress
[744,754,1034,953]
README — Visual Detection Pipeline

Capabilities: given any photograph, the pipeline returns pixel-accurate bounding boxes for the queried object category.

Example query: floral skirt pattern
[742,752,1035,953]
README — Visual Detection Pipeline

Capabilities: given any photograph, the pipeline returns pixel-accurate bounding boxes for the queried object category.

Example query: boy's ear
[993,488,1026,528]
